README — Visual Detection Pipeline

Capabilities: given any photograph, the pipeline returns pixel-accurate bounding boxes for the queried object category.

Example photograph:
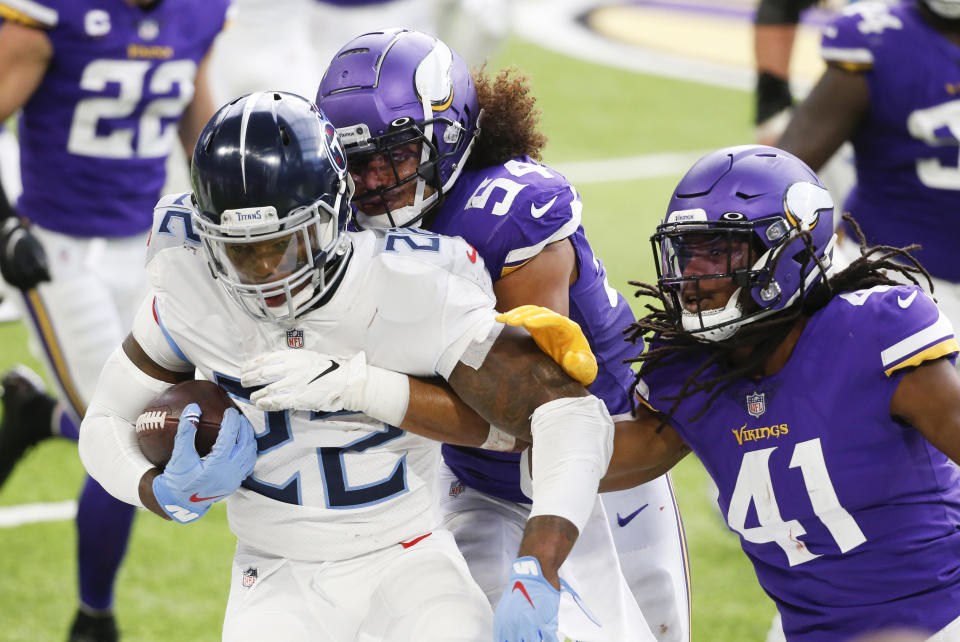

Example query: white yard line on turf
[0,500,77,527]
[513,0,818,97]
[554,149,714,184]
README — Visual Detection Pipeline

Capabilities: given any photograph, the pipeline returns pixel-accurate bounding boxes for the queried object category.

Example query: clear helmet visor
[195,196,345,322]
[655,227,762,341]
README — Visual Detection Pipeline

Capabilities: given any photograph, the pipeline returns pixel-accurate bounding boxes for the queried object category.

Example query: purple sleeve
[442,160,581,279]
[820,2,906,69]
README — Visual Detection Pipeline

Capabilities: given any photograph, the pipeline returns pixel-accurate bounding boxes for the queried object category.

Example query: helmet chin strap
[681,288,746,342]
[680,232,839,342]
[354,186,441,229]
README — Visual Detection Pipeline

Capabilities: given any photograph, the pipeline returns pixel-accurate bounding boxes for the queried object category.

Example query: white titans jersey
[142,193,499,561]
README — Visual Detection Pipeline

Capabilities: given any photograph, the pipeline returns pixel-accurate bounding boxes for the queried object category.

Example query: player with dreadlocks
[601,145,960,642]
[627,209,931,422]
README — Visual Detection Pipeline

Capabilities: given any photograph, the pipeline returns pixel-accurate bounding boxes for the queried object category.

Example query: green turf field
[0,38,778,641]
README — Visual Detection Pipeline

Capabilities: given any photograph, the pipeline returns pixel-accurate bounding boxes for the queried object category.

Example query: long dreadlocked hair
[625,214,935,424]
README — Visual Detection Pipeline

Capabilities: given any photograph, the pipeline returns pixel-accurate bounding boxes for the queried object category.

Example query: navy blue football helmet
[191,91,353,322]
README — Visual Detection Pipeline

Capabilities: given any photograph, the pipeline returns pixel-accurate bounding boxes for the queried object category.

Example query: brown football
[135,380,239,469]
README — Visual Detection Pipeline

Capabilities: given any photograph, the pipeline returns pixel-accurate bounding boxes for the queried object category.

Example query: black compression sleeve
[755,0,818,25]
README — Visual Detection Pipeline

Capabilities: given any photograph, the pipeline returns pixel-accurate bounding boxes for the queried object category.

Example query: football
[135,380,239,469]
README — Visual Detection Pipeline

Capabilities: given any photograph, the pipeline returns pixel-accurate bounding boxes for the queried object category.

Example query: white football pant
[600,477,691,642]
[221,529,492,642]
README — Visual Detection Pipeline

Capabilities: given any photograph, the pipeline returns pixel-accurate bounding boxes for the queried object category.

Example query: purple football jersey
[823,1,960,281]
[6,0,230,237]
[434,156,639,502]
[638,285,960,641]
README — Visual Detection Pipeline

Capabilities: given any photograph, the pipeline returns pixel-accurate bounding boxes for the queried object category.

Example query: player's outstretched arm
[890,357,960,466]
[777,65,869,171]
[599,409,692,492]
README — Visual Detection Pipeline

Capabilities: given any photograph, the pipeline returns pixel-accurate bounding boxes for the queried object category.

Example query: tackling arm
[448,324,612,586]
[398,240,586,445]
[600,409,691,492]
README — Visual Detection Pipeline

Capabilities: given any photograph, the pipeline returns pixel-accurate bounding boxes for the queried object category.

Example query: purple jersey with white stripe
[434,156,638,503]
[822,1,960,281]
[638,285,960,641]
[6,0,229,237]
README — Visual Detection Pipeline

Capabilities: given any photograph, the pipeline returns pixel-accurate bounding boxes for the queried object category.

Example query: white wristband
[480,425,517,451]
[357,365,410,427]
[528,396,614,534]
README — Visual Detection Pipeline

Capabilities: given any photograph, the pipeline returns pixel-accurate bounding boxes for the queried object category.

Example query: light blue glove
[494,556,566,642]
[152,403,257,523]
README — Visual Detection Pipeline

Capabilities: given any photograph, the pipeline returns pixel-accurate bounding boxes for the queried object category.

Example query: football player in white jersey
[78,91,615,642]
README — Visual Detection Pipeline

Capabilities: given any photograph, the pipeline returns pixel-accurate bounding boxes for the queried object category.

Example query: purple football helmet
[316,28,480,229]
[652,145,838,341]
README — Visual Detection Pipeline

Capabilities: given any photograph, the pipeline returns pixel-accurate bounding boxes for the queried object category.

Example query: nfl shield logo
[746,392,766,418]
[449,481,465,498]
[286,329,304,349]
[241,567,257,588]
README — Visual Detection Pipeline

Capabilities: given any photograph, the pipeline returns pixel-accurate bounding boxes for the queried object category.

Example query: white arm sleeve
[78,346,177,507]
[527,395,614,533]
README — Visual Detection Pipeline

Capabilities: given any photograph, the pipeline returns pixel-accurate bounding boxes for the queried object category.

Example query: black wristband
[755,0,817,25]
[755,71,793,125]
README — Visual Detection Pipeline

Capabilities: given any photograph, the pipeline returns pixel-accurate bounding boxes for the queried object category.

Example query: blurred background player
[317,28,689,641]
[206,0,509,110]
[0,0,230,639]
[0,122,23,322]
[609,144,960,641]
[777,0,960,332]
[753,0,819,145]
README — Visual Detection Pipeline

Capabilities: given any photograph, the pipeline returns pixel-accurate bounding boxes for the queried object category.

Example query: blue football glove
[152,403,257,523]
[494,556,566,642]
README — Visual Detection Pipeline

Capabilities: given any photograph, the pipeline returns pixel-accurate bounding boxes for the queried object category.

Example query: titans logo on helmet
[323,123,348,175]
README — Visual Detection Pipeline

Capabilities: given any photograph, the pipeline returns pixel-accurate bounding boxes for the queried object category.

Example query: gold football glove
[496,305,598,386]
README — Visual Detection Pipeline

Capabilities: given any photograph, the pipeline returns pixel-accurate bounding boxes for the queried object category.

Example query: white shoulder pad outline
[374,226,495,302]
[0,0,58,28]
[146,192,201,266]
[881,306,958,376]
[633,377,656,413]
[822,1,905,67]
